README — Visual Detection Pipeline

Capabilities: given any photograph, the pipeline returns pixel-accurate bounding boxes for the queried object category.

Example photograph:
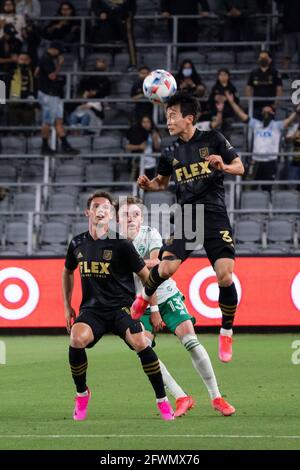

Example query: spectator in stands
[79,58,111,99]
[15,0,40,18]
[246,50,283,119]
[37,41,79,156]
[0,0,26,41]
[216,0,255,42]
[125,114,161,180]
[225,90,300,184]
[43,2,80,44]
[275,0,300,71]
[175,59,206,97]
[0,186,8,202]
[131,65,153,122]
[0,23,21,73]
[196,99,224,131]
[161,0,210,49]
[7,50,36,127]
[208,68,239,138]
[68,89,104,135]
[285,123,300,181]
[91,0,137,71]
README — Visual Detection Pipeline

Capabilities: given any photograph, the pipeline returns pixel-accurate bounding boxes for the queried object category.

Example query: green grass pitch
[0,334,300,450]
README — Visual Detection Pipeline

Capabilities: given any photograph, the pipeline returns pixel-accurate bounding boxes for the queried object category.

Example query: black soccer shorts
[159,208,235,268]
[73,307,142,348]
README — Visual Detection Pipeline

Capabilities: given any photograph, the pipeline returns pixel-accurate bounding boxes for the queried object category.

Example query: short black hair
[86,190,114,209]
[166,92,200,125]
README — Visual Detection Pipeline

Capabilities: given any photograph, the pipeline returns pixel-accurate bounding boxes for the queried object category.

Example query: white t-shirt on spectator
[249,118,284,162]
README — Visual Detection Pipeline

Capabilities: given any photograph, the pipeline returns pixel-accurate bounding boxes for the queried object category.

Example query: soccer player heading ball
[132,92,245,362]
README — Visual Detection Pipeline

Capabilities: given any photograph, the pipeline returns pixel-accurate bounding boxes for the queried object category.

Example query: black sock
[69,346,88,393]
[138,346,165,399]
[219,283,238,330]
[144,264,167,297]
[61,136,69,147]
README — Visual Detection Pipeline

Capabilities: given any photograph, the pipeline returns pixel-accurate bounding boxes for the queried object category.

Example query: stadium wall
[0,258,300,328]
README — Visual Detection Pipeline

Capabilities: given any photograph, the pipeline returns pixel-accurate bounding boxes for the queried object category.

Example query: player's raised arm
[137,173,171,191]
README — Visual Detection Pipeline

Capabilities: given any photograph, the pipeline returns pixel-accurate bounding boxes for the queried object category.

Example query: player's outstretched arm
[62,267,76,333]
[137,174,170,191]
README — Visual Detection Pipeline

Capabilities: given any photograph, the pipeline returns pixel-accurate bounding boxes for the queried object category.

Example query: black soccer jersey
[157,129,238,211]
[65,231,145,314]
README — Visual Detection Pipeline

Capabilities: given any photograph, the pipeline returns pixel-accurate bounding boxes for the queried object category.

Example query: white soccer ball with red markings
[143,69,177,104]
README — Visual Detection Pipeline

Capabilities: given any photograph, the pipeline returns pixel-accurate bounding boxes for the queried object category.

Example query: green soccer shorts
[140,292,195,334]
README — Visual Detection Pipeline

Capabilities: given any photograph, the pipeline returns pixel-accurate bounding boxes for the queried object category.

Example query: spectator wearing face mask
[131,65,153,122]
[7,50,36,126]
[246,50,283,119]
[175,59,206,97]
[225,91,300,183]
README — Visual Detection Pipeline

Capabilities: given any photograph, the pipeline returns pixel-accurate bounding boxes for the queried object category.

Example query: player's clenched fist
[137,174,151,189]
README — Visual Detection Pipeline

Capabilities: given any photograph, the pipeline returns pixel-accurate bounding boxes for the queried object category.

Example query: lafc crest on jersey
[103,249,113,261]
[199,147,209,159]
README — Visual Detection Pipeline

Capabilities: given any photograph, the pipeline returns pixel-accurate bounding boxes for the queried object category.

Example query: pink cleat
[212,397,235,416]
[157,400,175,421]
[130,295,149,320]
[218,335,233,362]
[73,387,91,421]
[174,395,195,418]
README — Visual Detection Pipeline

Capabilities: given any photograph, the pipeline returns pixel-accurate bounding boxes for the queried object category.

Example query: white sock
[181,334,221,400]
[141,288,150,301]
[159,359,187,400]
[76,390,88,397]
[156,396,168,403]
[220,328,233,337]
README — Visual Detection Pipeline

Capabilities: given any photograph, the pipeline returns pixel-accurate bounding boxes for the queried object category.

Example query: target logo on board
[0,267,39,320]
[291,272,300,312]
[189,266,242,319]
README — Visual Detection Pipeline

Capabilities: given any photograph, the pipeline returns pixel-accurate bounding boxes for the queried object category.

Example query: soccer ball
[143,69,177,104]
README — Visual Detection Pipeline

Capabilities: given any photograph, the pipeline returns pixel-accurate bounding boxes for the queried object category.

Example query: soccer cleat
[212,397,235,416]
[174,395,195,418]
[73,387,91,421]
[157,400,175,421]
[218,334,233,362]
[130,295,149,320]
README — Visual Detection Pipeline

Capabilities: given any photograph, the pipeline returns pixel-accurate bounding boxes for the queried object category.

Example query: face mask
[262,113,273,126]
[259,58,270,68]
[182,68,192,77]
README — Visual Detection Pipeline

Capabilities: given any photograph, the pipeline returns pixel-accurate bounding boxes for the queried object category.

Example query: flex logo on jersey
[103,250,112,261]
[175,161,211,182]
[79,261,110,275]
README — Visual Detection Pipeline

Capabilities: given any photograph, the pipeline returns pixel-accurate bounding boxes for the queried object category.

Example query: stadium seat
[240,191,270,212]
[236,50,257,65]
[265,219,295,253]
[41,0,60,16]
[85,53,113,71]
[1,136,26,155]
[60,136,92,154]
[92,136,121,154]
[71,220,88,236]
[85,163,114,182]
[20,164,44,184]
[48,193,77,213]
[177,52,206,67]
[272,190,300,211]
[207,51,235,66]
[0,196,10,213]
[144,191,175,208]
[4,221,29,254]
[13,193,36,212]
[142,50,168,70]
[234,219,263,253]
[27,137,43,155]
[55,163,84,183]
[38,221,69,255]
[0,165,17,183]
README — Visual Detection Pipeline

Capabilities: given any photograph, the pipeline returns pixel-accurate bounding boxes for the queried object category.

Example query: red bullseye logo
[0,268,39,320]
[189,266,242,319]
[291,272,300,311]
